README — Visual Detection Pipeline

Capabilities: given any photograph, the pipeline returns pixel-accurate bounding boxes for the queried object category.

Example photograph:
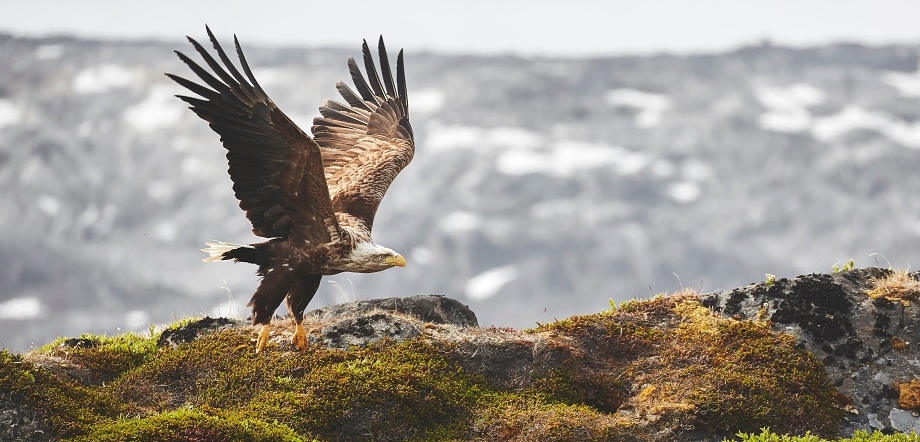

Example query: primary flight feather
[167,26,414,352]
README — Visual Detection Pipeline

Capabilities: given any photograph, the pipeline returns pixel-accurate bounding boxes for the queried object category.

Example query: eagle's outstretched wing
[167,27,340,247]
[312,36,415,236]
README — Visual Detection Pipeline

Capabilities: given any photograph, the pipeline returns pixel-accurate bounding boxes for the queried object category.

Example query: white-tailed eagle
[167,27,414,352]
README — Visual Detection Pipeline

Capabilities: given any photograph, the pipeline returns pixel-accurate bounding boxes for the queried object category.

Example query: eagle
[167,27,414,353]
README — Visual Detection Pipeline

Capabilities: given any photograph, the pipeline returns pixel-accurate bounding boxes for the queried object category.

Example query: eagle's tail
[201,241,255,263]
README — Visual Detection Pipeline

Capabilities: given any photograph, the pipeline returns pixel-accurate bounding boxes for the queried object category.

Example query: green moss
[71,408,309,442]
[4,294,851,440]
[104,329,488,441]
[532,366,629,413]
[39,331,160,382]
[474,395,632,441]
[687,319,843,434]
[0,350,119,439]
[732,428,920,441]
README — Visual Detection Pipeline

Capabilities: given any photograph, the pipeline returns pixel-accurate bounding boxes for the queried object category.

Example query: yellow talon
[256,324,270,353]
[292,323,308,352]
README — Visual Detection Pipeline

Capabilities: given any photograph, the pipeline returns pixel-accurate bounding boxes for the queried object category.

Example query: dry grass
[866,270,920,306]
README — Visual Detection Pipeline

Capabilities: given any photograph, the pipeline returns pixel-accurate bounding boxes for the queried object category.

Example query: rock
[699,268,920,435]
[313,312,422,350]
[0,398,52,442]
[58,338,98,349]
[302,295,476,349]
[305,294,478,327]
[156,316,244,348]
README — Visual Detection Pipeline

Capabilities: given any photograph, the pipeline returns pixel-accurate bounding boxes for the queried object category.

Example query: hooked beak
[388,254,406,268]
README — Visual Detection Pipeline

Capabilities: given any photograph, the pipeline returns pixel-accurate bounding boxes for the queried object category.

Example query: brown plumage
[167,26,414,352]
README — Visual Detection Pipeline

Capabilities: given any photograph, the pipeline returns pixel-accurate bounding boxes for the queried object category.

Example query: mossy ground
[733,429,920,441]
[0,293,884,441]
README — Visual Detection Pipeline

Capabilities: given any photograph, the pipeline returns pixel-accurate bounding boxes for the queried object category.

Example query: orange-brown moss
[891,336,909,351]
[530,296,844,437]
[898,379,920,411]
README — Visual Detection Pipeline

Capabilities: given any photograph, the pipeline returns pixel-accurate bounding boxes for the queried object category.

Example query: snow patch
[605,88,672,128]
[36,194,61,216]
[440,211,480,233]
[667,181,701,203]
[0,100,22,129]
[73,64,138,94]
[124,84,184,131]
[465,266,519,301]
[759,108,814,133]
[883,65,920,98]
[755,83,826,133]
[153,221,178,242]
[426,125,542,152]
[681,159,712,181]
[0,297,43,320]
[181,156,206,175]
[812,105,920,148]
[410,88,445,113]
[755,83,826,110]
[497,141,647,177]
[410,246,433,265]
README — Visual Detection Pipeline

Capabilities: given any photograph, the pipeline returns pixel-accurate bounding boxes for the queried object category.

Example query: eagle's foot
[255,324,270,353]
[292,323,308,352]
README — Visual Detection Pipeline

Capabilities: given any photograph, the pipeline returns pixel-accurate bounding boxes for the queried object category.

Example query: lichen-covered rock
[305,294,478,327]
[156,316,244,348]
[313,312,422,349]
[699,268,920,435]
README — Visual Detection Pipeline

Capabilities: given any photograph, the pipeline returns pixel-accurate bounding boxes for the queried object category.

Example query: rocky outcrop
[5,271,920,441]
[306,294,478,349]
[304,294,478,327]
[700,268,920,434]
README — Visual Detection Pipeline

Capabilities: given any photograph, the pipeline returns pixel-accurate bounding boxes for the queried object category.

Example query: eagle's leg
[286,275,322,351]
[248,267,294,353]
[256,324,271,353]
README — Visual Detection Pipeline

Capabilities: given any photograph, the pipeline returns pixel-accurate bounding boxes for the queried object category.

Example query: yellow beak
[388,254,406,268]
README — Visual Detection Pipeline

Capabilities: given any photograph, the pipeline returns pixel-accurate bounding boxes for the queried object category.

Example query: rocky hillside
[4,268,920,441]
[2,33,920,352]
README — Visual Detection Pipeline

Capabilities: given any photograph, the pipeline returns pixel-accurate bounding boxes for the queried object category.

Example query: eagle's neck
[340,225,372,248]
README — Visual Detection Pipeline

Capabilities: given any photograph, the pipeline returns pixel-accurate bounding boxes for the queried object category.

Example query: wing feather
[377,36,397,98]
[168,28,340,247]
[347,56,380,106]
[335,81,373,112]
[311,36,414,235]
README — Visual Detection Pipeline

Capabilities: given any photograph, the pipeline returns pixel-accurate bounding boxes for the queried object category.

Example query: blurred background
[1,1,919,352]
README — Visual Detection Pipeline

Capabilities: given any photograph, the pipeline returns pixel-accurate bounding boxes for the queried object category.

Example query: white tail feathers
[201,241,253,262]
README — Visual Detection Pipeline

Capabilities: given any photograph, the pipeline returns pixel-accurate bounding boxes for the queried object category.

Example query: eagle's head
[347,242,406,273]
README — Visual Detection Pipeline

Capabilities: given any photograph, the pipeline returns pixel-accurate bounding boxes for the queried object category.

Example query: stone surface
[156,316,244,348]
[699,268,920,435]
[312,312,423,350]
[304,294,478,327]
